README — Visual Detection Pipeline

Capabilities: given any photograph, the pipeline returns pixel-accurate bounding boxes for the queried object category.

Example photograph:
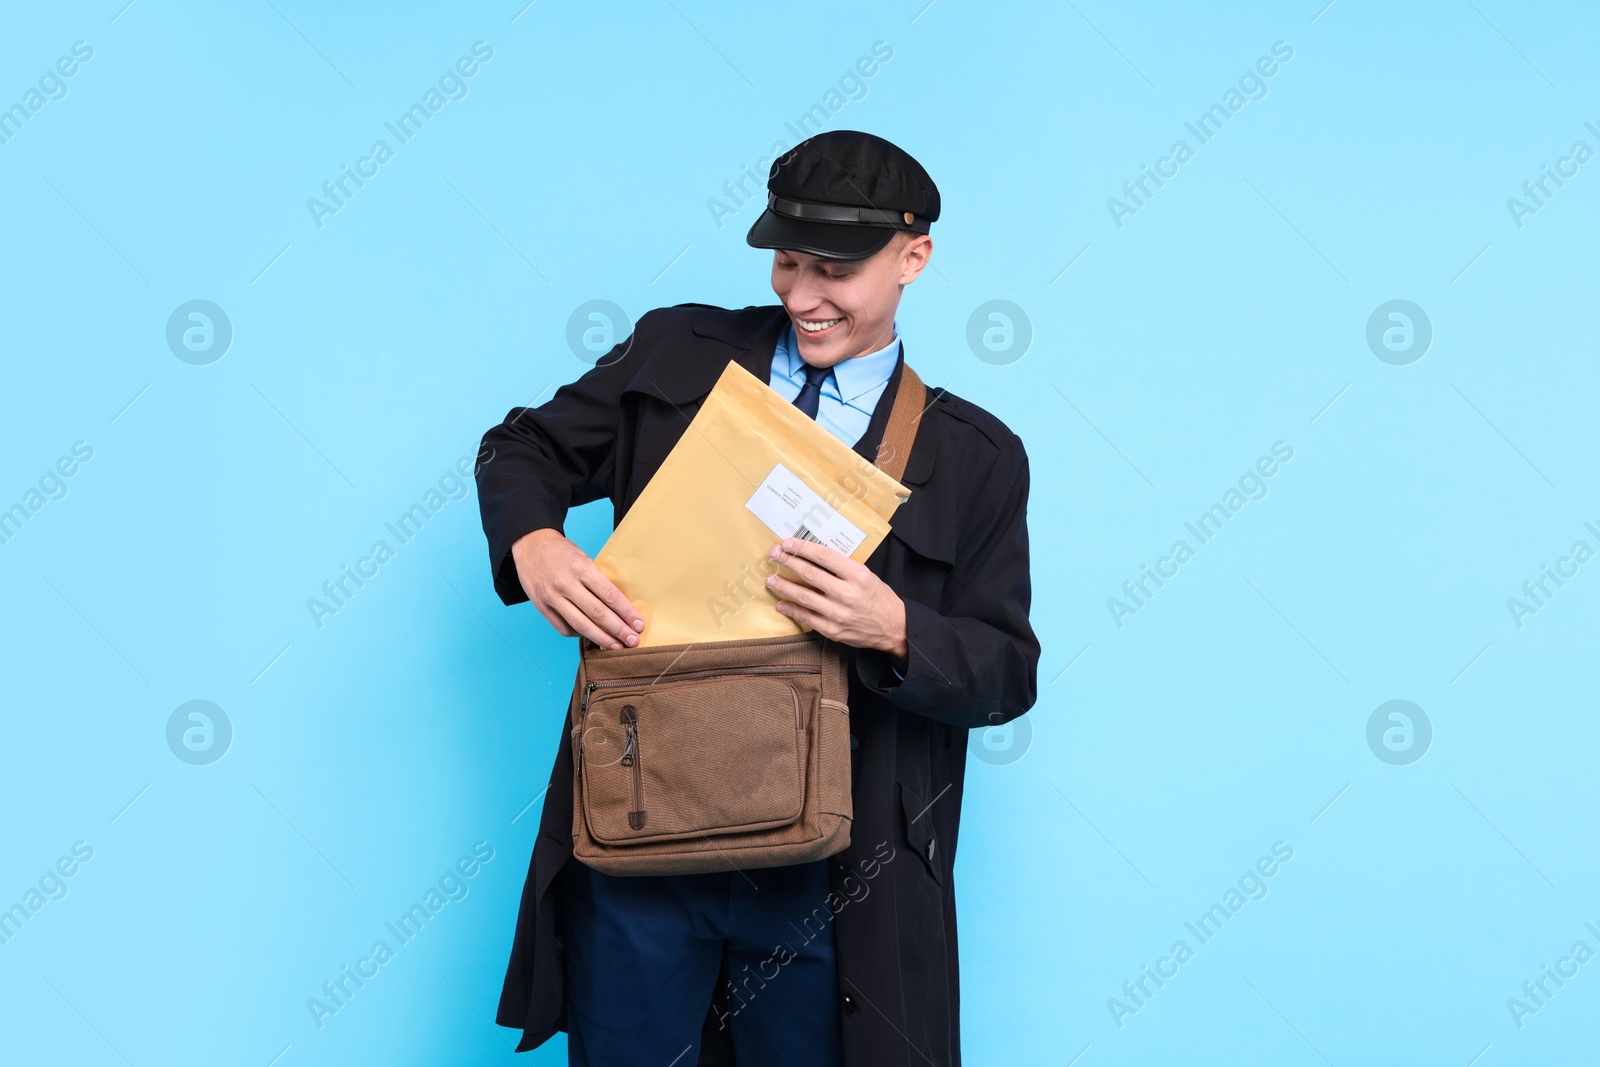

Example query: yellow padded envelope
[594,360,911,647]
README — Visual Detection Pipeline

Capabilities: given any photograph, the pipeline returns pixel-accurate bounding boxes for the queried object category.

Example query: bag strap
[873,362,926,483]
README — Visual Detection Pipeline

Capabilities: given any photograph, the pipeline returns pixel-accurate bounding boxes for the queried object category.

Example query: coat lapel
[691,305,791,383]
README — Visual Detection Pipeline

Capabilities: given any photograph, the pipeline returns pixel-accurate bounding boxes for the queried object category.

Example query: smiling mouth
[796,317,842,334]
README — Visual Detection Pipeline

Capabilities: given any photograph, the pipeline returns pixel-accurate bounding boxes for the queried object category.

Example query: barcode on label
[792,525,824,545]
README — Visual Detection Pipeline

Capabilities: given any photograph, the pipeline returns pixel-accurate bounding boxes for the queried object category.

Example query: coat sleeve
[475,311,658,606]
[853,435,1040,730]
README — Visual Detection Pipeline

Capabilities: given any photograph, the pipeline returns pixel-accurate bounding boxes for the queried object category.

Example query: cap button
[903,212,914,225]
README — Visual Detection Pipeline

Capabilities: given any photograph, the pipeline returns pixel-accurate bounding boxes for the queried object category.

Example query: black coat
[476,302,1039,1066]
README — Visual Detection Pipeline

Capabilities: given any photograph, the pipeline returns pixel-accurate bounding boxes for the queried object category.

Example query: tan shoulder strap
[874,362,925,483]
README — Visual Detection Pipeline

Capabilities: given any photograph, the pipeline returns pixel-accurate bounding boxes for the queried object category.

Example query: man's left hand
[766,538,909,671]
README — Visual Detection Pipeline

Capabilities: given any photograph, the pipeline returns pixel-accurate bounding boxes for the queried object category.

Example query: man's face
[770,233,931,368]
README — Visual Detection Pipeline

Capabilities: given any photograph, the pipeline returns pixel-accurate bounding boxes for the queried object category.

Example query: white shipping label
[743,463,865,557]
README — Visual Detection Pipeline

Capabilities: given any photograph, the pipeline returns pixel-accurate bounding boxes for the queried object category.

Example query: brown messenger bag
[569,363,927,876]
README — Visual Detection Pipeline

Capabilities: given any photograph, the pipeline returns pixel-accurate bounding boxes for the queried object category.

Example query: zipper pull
[620,704,637,766]
[579,681,597,717]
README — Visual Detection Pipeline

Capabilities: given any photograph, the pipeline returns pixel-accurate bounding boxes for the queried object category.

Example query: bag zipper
[620,704,644,829]
[579,664,820,718]
[620,709,637,766]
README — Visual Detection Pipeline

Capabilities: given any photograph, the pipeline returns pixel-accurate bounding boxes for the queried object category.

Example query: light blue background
[2,1,1596,1064]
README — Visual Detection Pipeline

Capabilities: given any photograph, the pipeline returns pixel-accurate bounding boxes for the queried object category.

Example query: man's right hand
[510,528,646,650]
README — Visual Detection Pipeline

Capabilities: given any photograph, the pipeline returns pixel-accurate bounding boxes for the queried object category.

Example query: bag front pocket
[577,667,817,846]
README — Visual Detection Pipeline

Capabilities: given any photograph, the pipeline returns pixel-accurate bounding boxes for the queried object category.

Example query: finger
[550,596,618,648]
[582,566,646,633]
[772,535,847,569]
[769,538,851,590]
[777,598,833,639]
[564,580,640,647]
[533,600,577,638]
[550,588,624,646]
[767,574,835,620]
[801,537,864,579]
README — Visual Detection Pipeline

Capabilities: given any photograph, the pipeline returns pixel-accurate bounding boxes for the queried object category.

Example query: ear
[896,234,932,286]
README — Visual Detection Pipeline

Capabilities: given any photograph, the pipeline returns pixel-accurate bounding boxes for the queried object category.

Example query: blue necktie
[792,362,831,419]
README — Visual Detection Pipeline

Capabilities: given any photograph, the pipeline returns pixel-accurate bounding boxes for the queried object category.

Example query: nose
[785,268,826,315]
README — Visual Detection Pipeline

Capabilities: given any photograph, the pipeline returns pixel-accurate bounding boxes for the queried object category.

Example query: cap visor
[745,210,896,262]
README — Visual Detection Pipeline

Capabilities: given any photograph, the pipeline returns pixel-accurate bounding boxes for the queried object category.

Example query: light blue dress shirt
[767,320,901,448]
[768,318,907,680]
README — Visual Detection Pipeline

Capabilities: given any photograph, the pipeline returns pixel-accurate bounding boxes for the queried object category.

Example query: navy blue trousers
[562,856,845,1067]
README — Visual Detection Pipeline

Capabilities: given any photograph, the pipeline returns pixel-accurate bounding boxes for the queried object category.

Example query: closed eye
[775,260,853,280]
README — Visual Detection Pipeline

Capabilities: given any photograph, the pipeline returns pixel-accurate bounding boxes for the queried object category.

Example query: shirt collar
[781,320,901,404]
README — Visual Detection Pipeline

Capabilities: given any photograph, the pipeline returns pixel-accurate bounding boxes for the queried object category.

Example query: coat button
[842,993,855,1011]
[849,734,859,750]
